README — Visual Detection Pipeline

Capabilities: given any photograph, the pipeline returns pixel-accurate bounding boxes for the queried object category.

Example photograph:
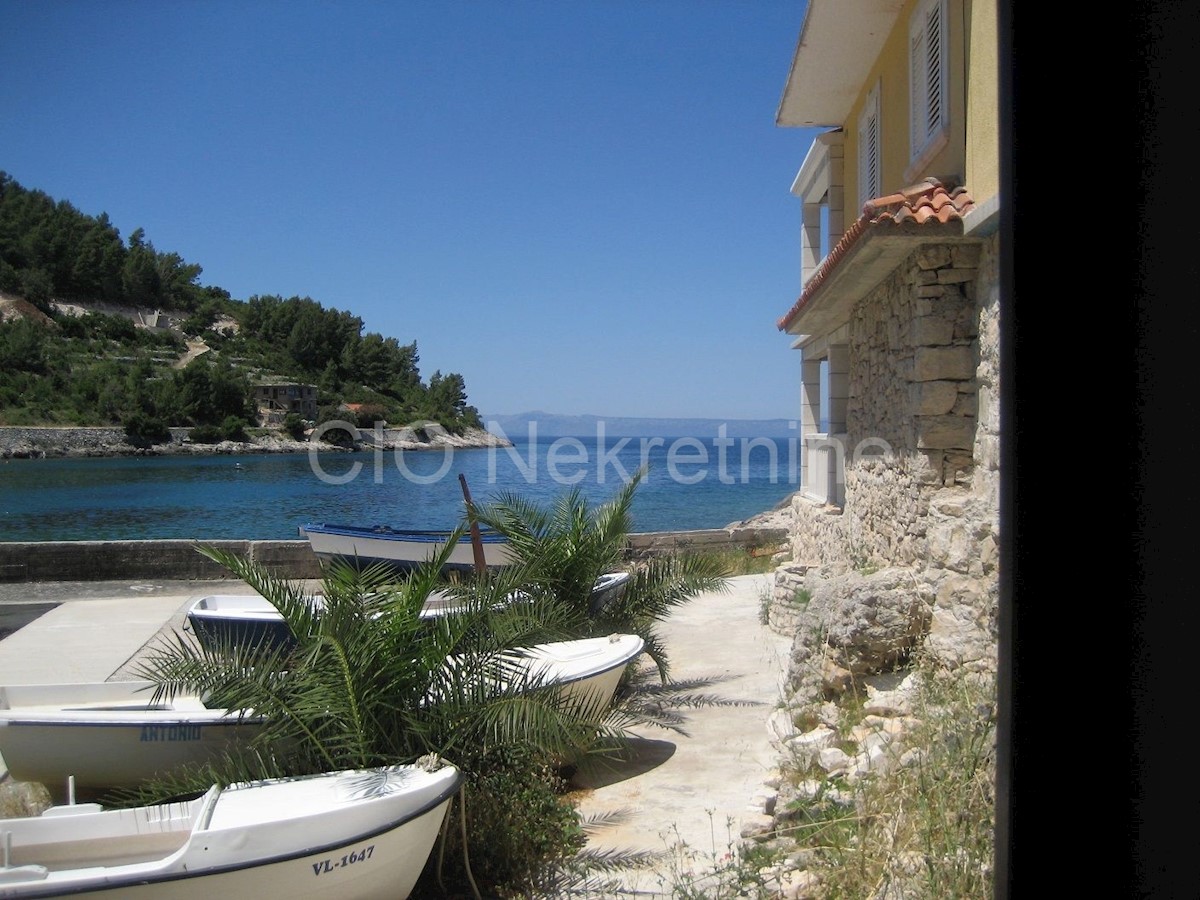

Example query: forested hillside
[0,172,482,439]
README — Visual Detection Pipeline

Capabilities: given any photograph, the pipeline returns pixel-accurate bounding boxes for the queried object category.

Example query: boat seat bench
[3,829,191,870]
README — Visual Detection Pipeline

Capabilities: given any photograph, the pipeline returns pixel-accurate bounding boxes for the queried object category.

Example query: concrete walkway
[0,579,271,685]
[0,574,796,897]
[569,573,793,896]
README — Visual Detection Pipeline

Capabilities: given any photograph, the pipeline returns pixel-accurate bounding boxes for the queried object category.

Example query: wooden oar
[458,473,488,575]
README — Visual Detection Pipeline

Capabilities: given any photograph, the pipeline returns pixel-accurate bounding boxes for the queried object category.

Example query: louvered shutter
[858,84,881,207]
[910,0,948,161]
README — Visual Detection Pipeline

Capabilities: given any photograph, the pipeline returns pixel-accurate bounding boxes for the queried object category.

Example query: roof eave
[778,229,962,337]
[775,0,909,128]
[777,179,979,335]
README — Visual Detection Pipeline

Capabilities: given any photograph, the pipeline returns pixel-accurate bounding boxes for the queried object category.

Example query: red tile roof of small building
[776,178,976,332]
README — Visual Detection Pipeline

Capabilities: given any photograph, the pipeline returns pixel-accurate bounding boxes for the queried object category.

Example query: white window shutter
[858,83,880,207]
[910,0,948,162]
[925,3,944,139]
[911,26,927,154]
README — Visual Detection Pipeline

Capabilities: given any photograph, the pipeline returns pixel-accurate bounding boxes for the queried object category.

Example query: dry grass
[700,545,784,577]
[647,658,997,899]
[797,664,996,898]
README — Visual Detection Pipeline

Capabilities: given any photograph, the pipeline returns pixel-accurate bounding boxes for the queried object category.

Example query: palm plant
[132,540,636,784]
[125,539,642,896]
[471,467,732,681]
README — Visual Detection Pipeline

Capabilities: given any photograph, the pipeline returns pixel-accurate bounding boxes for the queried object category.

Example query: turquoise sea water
[0,436,799,542]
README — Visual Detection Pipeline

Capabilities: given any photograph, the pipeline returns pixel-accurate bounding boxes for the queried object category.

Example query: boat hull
[186,575,628,657]
[587,571,631,615]
[185,590,482,655]
[0,682,264,800]
[300,524,515,573]
[509,633,646,714]
[185,594,298,654]
[0,764,461,899]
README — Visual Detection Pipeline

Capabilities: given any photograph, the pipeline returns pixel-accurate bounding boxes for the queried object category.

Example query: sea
[0,434,800,543]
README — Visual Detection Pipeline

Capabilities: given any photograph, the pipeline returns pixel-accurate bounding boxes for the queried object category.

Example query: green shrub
[187,424,223,444]
[132,550,606,900]
[0,319,48,374]
[84,311,137,342]
[315,420,356,447]
[123,412,170,447]
[414,744,586,898]
[350,403,389,428]
[282,413,307,440]
[0,260,21,294]
[474,470,730,681]
[219,416,249,442]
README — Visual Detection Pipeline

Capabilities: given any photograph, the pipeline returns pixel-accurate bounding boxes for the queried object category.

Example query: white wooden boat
[0,681,264,800]
[187,573,633,654]
[300,523,516,573]
[587,571,631,615]
[185,594,302,653]
[185,590,505,654]
[0,632,639,810]
[0,760,461,899]
[497,633,645,714]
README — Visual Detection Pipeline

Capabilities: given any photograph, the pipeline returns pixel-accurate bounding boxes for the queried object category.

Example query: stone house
[252,381,318,426]
[772,0,1001,671]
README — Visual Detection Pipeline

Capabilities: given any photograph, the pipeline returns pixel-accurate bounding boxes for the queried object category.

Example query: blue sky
[3,0,822,421]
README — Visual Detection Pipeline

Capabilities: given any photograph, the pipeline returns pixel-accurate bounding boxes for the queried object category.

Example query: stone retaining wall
[0,426,507,459]
[0,527,790,583]
[0,540,323,583]
[0,426,317,459]
[626,527,789,559]
[0,427,156,458]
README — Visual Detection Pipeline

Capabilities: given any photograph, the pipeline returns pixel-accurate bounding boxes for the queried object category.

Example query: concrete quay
[0,578,272,683]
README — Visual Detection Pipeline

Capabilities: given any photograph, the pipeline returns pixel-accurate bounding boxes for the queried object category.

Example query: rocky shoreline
[0,425,510,460]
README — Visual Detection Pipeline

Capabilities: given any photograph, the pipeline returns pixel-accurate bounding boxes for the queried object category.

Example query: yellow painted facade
[965,0,1000,203]
[838,0,998,210]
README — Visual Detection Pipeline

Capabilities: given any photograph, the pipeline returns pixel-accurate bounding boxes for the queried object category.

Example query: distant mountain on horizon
[482,411,798,439]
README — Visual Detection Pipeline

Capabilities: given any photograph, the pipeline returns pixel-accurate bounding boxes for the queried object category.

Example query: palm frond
[539,842,669,899]
[561,845,667,874]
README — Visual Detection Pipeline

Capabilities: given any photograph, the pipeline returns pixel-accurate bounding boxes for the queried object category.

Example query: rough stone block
[917,381,959,415]
[916,416,976,450]
[952,243,983,267]
[951,391,979,417]
[913,313,956,346]
[739,814,776,840]
[915,245,953,269]
[913,345,976,381]
[778,868,823,899]
[816,747,851,774]
[936,267,978,284]
[768,708,800,748]
[784,725,838,768]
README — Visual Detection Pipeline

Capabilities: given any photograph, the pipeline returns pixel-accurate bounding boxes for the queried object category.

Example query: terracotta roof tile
[777,178,976,332]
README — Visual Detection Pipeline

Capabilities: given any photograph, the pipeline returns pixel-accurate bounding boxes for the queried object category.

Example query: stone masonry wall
[788,234,999,577]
